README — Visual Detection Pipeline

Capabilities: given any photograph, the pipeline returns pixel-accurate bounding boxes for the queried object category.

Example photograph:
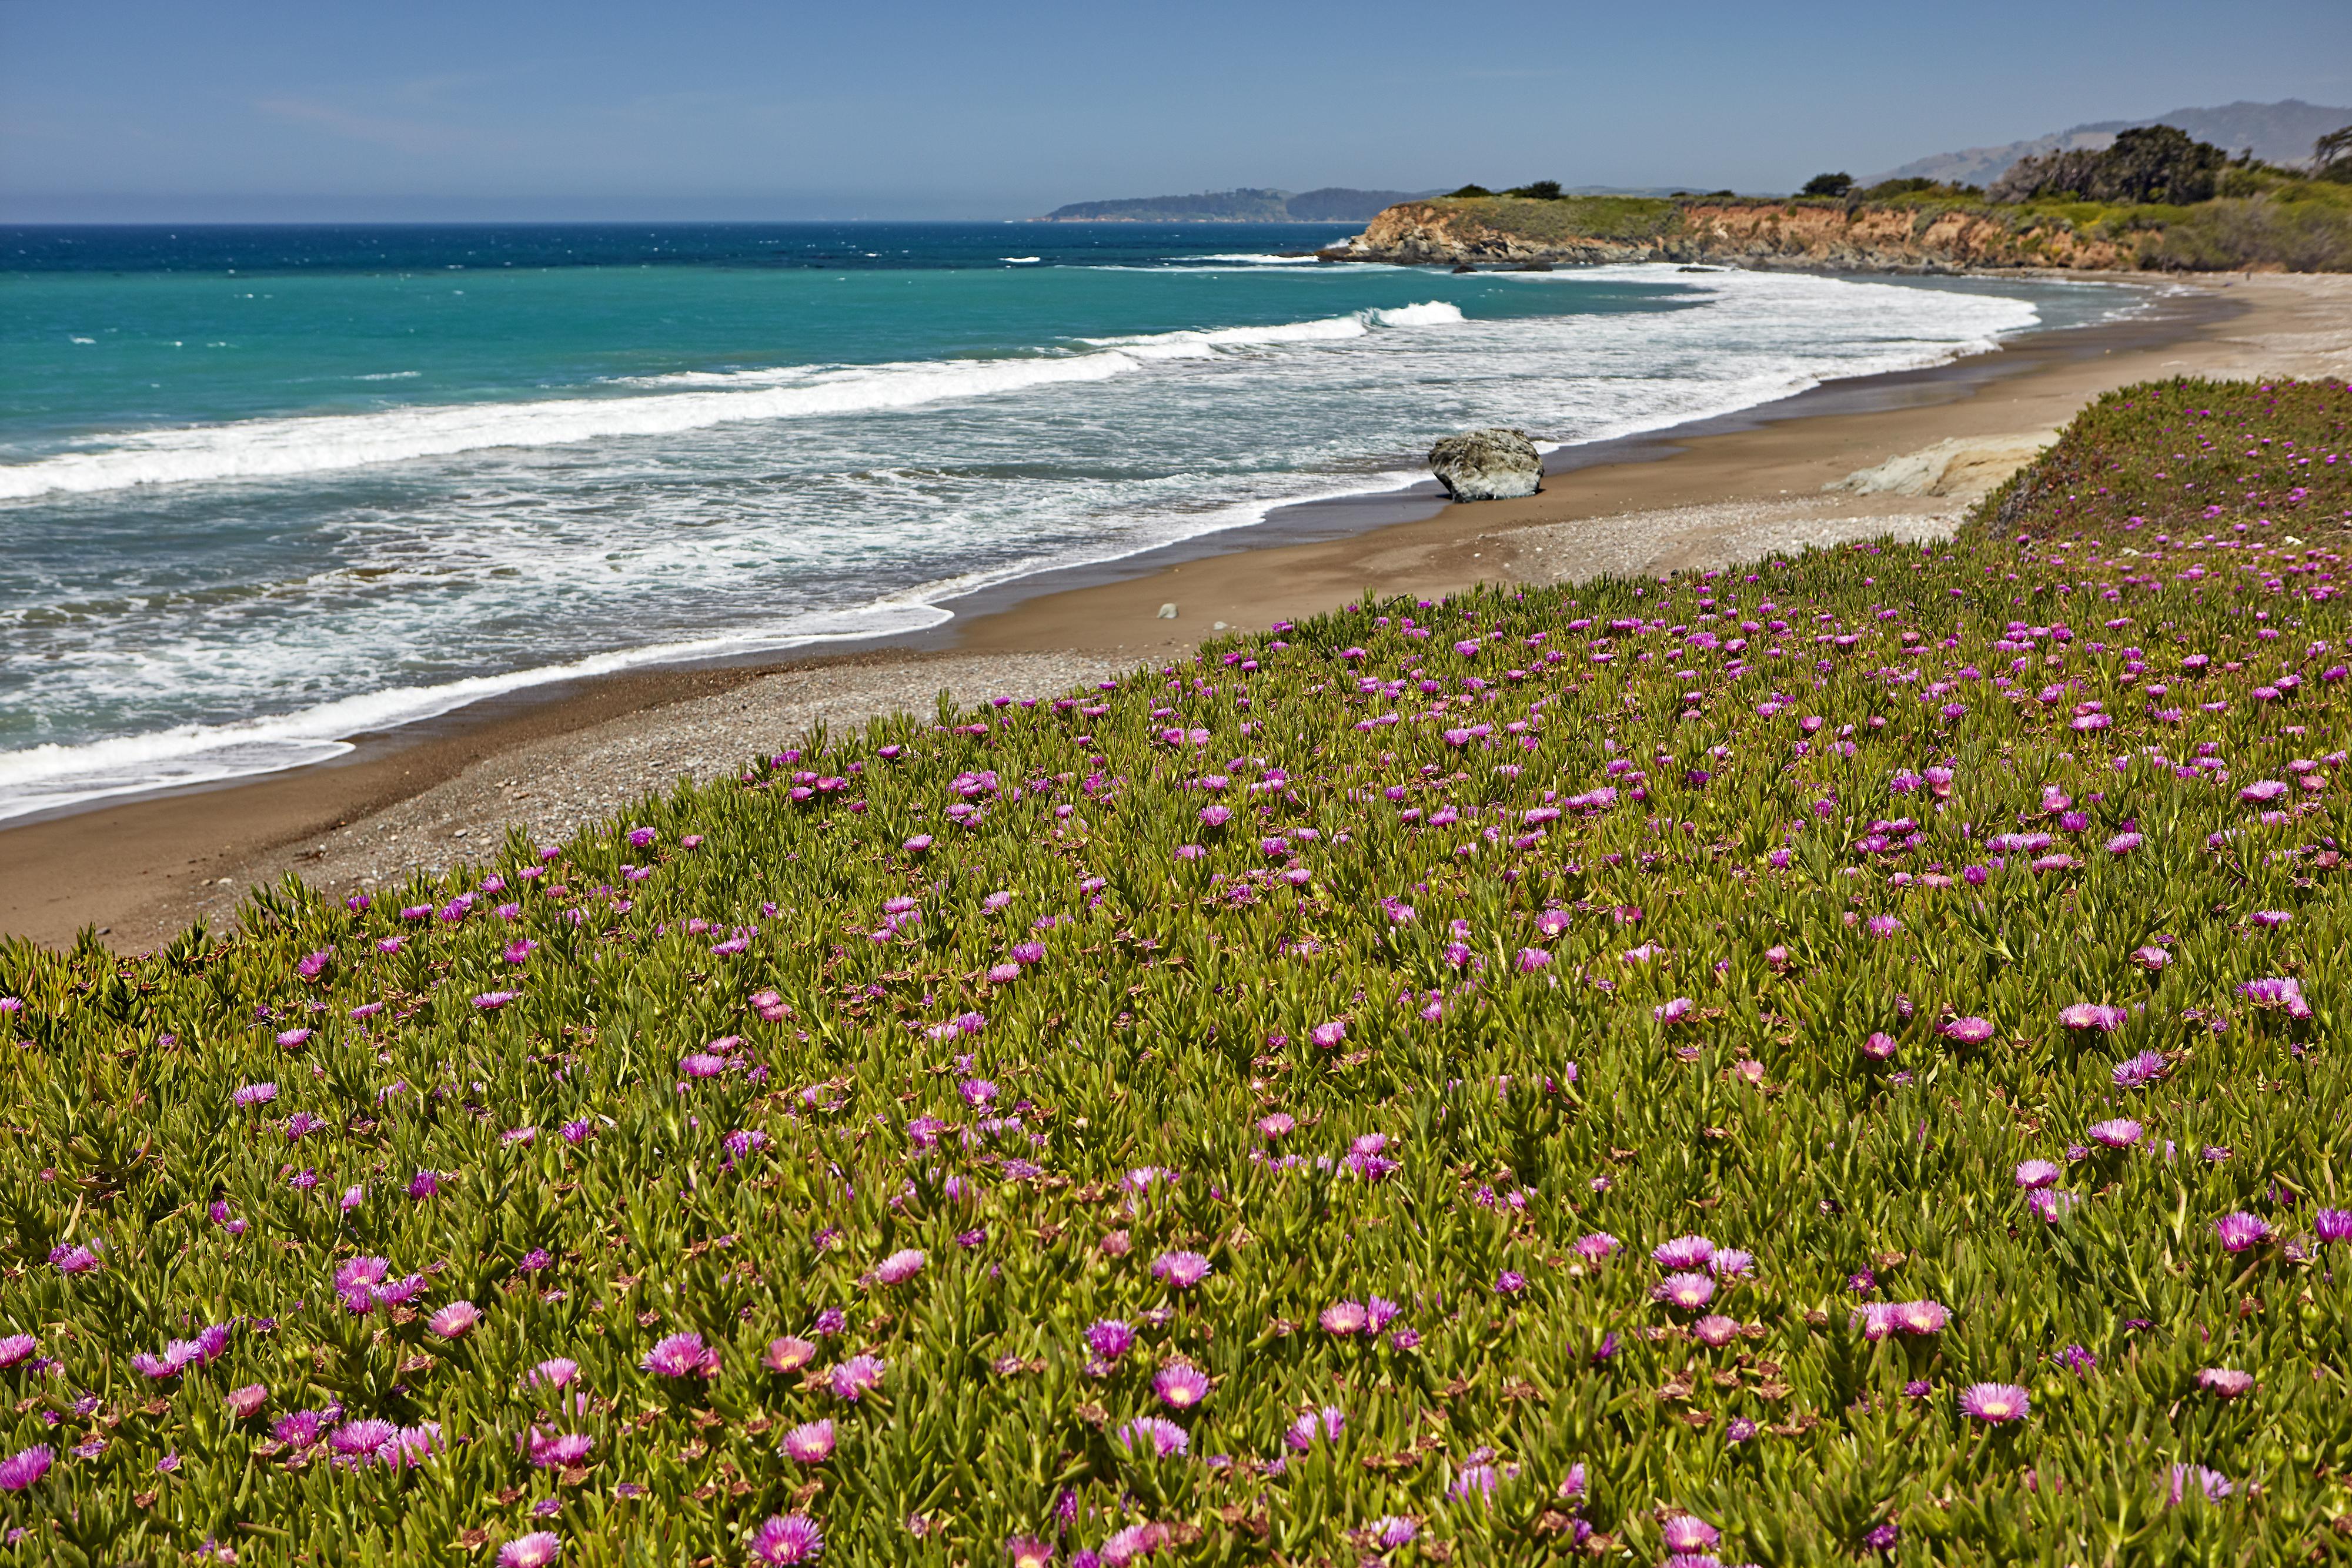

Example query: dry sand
[6,270,2347,953]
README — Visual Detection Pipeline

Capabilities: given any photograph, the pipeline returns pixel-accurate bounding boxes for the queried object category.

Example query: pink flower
[641,1332,720,1378]
[1652,1272,1715,1310]
[497,1532,563,1568]
[428,1301,480,1339]
[764,1336,817,1373]
[780,1419,836,1463]
[873,1248,925,1286]
[1319,1301,1369,1336]
[0,1446,52,1492]
[1152,1363,1211,1409]
[749,1514,823,1565]
[2197,1368,2254,1398]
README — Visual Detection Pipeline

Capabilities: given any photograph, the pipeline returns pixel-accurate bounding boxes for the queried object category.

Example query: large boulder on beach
[1429,428,1541,501]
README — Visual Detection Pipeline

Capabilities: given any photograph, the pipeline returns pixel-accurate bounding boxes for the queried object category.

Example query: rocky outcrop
[1429,429,1542,500]
[1327,200,2140,273]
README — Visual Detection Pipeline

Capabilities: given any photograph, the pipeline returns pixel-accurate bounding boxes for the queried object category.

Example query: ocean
[0,222,2141,822]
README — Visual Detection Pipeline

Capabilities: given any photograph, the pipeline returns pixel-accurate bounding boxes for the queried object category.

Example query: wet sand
[7,270,2347,953]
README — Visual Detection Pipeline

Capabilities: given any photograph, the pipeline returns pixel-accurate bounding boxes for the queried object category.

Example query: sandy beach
[7,269,2348,954]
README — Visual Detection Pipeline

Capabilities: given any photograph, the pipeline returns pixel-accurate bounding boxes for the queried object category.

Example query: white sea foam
[1078,301,1461,360]
[1369,300,1465,327]
[0,353,1139,500]
[1183,253,1323,265]
[0,600,954,824]
[0,303,1469,500]
[1001,256,1043,263]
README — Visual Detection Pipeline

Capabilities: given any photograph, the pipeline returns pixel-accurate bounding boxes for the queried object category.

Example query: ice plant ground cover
[0,376,2348,1565]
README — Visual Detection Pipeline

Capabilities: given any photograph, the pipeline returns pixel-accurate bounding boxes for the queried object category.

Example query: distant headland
[1034,188,1444,223]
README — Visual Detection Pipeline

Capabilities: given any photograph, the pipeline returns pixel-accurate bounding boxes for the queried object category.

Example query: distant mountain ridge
[1867,99,2352,189]
[1038,187,1443,223]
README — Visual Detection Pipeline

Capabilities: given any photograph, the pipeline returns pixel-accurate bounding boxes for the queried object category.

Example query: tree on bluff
[1990,125,2228,205]
[2317,125,2352,183]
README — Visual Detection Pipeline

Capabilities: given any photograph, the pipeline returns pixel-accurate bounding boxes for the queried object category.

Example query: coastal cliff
[1326,196,2138,271]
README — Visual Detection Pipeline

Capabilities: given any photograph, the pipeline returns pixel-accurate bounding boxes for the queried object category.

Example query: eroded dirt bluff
[1329,200,2137,271]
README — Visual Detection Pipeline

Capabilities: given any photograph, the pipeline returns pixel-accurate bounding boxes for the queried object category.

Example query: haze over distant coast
[1035,188,1442,223]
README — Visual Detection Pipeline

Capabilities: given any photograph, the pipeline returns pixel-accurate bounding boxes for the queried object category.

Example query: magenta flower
[1709,1248,1755,1278]
[49,1243,101,1275]
[2133,945,2170,971]
[2015,1158,2061,1189]
[1308,1021,1347,1049]
[2059,1002,2126,1032]
[233,1082,279,1108]
[640,1332,719,1379]
[1957,1382,2030,1423]
[1152,1363,1211,1409]
[2087,1118,2144,1149]
[1257,1112,1294,1139]
[2316,1210,2352,1243]
[1893,1300,1949,1335]
[1861,1031,1897,1061]
[873,1248,925,1286]
[528,1431,594,1469]
[2214,1212,2271,1252]
[225,1383,268,1419]
[1653,997,1695,1024]
[1150,1251,1212,1289]
[1866,914,1901,938]
[1693,1315,1743,1348]
[1319,1301,1368,1336]
[828,1354,886,1401]
[0,1446,51,1492]
[532,1358,580,1388]
[2239,977,2313,1018]
[1117,1415,1190,1459]
[1575,1232,1619,1261]
[1652,1272,1715,1310]
[428,1301,480,1339]
[1940,1016,1995,1044]
[1652,1234,1715,1270]
[1661,1515,1720,1553]
[763,1336,817,1374]
[497,1533,563,1568]
[0,1336,34,1370]
[2112,1049,2166,1088]
[1084,1319,1134,1360]
[2197,1368,2254,1398]
[780,1419,836,1463]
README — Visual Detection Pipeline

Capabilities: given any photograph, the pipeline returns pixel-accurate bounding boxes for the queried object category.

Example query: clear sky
[4,0,2348,221]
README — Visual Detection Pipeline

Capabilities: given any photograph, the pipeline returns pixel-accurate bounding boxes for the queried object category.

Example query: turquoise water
[0,223,2137,818]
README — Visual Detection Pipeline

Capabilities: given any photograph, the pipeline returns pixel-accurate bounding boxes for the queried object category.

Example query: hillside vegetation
[1,380,2350,1564]
[1392,123,2352,272]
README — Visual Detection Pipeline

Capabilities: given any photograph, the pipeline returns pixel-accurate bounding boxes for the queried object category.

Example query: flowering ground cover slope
[1,377,2349,1567]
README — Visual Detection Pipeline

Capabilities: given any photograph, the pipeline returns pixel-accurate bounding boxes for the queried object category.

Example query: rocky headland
[1324,196,2139,272]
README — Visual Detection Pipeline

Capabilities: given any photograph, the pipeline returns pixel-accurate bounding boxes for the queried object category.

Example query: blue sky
[3,0,2348,220]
